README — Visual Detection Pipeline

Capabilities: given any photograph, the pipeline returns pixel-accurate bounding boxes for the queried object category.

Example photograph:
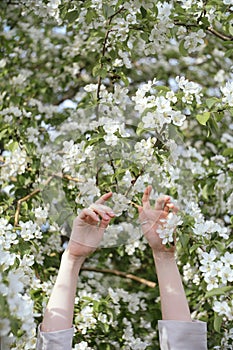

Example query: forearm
[41,249,85,332]
[153,251,191,321]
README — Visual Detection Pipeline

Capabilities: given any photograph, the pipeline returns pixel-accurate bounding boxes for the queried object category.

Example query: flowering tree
[0,0,233,349]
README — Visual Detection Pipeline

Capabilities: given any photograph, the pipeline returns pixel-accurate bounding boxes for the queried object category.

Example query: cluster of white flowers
[0,106,31,122]
[157,212,183,245]
[220,81,233,106]
[73,341,93,350]
[184,29,206,53]
[62,140,93,174]
[108,287,147,314]
[28,98,59,119]
[75,304,97,334]
[34,205,49,225]
[193,219,229,239]
[200,250,233,292]
[133,79,189,130]
[0,146,27,183]
[18,220,43,241]
[214,327,233,350]
[183,262,200,285]
[122,318,149,349]
[213,299,233,321]
[145,2,174,55]
[11,69,33,87]
[176,76,203,104]
[134,137,157,165]
[111,193,131,216]
[76,178,101,206]
[0,218,37,348]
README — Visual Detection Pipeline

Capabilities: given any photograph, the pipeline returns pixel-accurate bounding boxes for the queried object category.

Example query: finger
[79,208,100,222]
[95,192,112,205]
[164,202,174,213]
[155,196,170,211]
[99,216,111,229]
[142,185,152,209]
[89,203,115,217]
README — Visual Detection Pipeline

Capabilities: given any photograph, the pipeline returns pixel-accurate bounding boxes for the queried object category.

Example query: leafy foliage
[0,0,233,349]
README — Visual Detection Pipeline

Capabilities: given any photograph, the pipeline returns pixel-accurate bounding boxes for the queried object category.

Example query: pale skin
[41,192,115,332]
[41,186,191,333]
[138,185,191,321]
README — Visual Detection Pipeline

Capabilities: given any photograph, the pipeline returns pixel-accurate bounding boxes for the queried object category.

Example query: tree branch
[96,7,125,102]
[207,26,233,41]
[14,188,41,226]
[81,266,156,288]
[174,21,233,41]
[14,174,83,226]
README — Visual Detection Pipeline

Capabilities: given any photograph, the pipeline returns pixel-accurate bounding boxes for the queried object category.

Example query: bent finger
[99,216,111,229]
[79,208,100,222]
[89,203,115,217]
[155,196,170,211]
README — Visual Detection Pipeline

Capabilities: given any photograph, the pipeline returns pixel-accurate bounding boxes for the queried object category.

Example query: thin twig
[174,21,233,41]
[130,200,140,209]
[124,169,144,197]
[14,188,41,226]
[62,174,84,183]
[81,266,156,288]
[207,26,233,41]
[96,7,125,103]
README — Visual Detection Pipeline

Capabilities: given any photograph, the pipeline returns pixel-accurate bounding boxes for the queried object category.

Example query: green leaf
[196,112,210,125]
[8,141,18,152]
[140,6,147,18]
[205,286,233,298]
[92,63,102,77]
[202,183,209,201]
[118,71,129,86]
[205,97,218,109]
[179,233,189,249]
[225,48,233,58]
[222,148,233,157]
[86,9,96,24]
[103,4,115,19]
[189,243,201,254]
[228,24,233,36]
[136,122,146,136]
[179,39,188,56]
[64,10,80,23]
[212,111,224,122]
[214,313,223,333]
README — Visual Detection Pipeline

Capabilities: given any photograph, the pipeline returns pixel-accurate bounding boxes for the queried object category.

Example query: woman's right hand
[138,185,178,254]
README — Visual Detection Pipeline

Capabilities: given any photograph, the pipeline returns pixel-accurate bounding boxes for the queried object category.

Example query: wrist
[152,250,175,263]
[63,248,86,265]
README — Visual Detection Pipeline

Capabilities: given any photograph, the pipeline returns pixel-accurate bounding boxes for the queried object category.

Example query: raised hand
[138,185,178,254]
[67,192,115,257]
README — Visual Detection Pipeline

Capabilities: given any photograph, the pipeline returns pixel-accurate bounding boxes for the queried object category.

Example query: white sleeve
[158,320,207,350]
[36,325,74,350]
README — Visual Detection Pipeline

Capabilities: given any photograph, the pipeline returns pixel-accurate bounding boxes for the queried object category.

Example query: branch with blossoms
[174,21,233,42]
[96,6,125,103]
[14,174,84,226]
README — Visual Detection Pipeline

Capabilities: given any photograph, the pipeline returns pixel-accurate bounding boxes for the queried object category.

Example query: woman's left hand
[67,192,115,257]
